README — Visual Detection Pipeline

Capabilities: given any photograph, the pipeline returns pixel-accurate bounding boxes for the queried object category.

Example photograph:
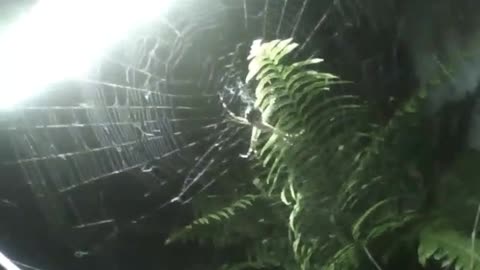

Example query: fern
[165,194,259,245]
[247,38,367,200]
[365,213,418,243]
[324,244,360,270]
[418,224,480,270]
[351,197,398,240]
[168,38,480,270]
[244,39,379,270]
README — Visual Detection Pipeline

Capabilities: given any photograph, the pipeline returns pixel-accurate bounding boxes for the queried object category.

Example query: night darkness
[1,0,480,269]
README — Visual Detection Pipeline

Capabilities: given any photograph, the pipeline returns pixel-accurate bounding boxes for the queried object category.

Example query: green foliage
[246,38,365,196]
[165,194,259,245]
[167,38,480,270]
[418,224,480,270]
[324,244,360,270]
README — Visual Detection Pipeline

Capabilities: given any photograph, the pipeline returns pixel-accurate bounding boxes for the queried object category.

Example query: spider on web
[218,89,287,159]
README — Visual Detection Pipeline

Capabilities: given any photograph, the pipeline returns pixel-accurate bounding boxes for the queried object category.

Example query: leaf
[418,225,480,270]
[271,38,295,61]
[209,214,221,221]
[247,58,269,83]
[281,186,292,206]
[289,210,297,233]
[325,244,359,270]
[247,39,266,60]
[165,195,258,245]
[352,197,396,240]
[365,213,418,242]
[291,57,324,68]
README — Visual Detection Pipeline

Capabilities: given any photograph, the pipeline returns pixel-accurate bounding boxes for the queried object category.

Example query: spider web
[0,0,366,257]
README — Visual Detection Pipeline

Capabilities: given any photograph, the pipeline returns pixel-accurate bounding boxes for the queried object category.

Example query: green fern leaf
[352,197,397,240]
[324,244,359,270]
[365,213,418,242]
[418,225,480,270]
[165,195,259,245]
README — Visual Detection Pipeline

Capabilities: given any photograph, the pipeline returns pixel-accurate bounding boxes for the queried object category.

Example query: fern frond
[245,39,372,270]
[324,244,360,270]
[352,197,398,240]
[338,88,428,211]
[247,39,366,196]
[165,194,259,245]
[365,212,418,243]
[418,224,480,270]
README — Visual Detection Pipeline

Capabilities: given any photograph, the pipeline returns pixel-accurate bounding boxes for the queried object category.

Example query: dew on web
[0,0,349,258]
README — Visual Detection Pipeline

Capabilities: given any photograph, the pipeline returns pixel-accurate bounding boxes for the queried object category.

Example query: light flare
[0,0,172,109]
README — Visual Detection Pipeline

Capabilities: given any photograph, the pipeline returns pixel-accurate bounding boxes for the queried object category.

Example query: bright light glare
[0,0,172,109]
[0,251,20,270]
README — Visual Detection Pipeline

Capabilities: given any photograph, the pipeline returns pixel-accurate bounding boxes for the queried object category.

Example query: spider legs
[239,127,261,158]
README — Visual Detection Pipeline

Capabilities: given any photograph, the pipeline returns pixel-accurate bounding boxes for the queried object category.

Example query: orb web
[0,0,354,255]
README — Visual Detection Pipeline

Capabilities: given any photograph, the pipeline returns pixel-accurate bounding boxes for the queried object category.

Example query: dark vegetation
[1,0,480,269]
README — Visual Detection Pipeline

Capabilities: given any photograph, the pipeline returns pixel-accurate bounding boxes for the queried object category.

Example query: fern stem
[362,245,383,270]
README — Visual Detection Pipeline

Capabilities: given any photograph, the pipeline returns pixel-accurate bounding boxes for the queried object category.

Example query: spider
[219,93,286,158]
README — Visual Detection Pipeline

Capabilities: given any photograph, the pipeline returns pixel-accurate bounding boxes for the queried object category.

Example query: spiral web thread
[0,0,349,250]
